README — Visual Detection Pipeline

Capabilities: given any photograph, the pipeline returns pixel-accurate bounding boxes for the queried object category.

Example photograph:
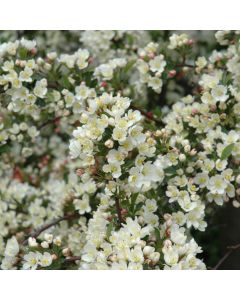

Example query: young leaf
[221,143,234,160]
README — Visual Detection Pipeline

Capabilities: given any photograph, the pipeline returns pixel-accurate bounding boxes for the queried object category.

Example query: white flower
[39,252,53,267]
[144,199,157,213]
[149,55,166,73]
[74,195,91,215]
[28,237,38,247]
[112,127,127,142]
[69,140,82,159]
[215,159,227,171]
[129,245,144,263]
[194,172,209,188]
[164,248,179,266]
[170,224,187,245]
[76,49,89,70]
[211,85,228,102]
[148,76,163,93]
[102,163,122,178]
[196,57,207,69]
[4,236,19,257]
[207,175,227,194]
[44,233,53,244]
[143,245,155,256]
[19,67,33,82]
[20,38,36,50]
[33,79,47,98]
[22,252,41,270]
[41,241,49,249]
[107,149,125,165]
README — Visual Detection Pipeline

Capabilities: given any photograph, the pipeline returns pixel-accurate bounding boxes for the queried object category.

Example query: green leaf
[0,144,10,155]
[124,60,136,73]
[18,47,28,59]
[221,143,234,160]
[106,220,114,240]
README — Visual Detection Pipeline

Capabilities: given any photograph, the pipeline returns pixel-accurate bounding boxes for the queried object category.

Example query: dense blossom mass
[0,30,240,270]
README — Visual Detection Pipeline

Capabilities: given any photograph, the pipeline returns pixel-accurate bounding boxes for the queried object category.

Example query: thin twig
[213,243,240,270]
[38,116,61,130]
[22,213,79,245]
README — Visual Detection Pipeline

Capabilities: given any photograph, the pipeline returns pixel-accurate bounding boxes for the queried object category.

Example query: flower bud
[139,240,146,248]
[104,139,114,149]
[166,219,172,227]
[233,200,240,208]
[190,149,197,156]
[149,252,160,263]
[143,246,155,256]
[138,216,145,225]
[163,213,172,221]
[28,237,38,247]
[51,254,58,261]
[41,241,49,249]
[168,70,176,78]
[154,130,162,137]
[62,248,71,257]
[163,239,172,248]
[179,154,186,162]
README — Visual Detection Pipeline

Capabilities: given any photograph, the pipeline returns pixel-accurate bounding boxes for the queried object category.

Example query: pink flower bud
[168,70,177,78]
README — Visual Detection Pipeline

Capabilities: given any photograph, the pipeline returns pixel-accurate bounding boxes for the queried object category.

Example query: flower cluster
[137,42,166,93]
[0,30,240,270]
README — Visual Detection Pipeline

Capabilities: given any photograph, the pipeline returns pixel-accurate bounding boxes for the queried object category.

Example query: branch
[213,243,240,270]
[38,116,61,130]
[115,197,123,226]
[65,256,81,263]
[22,213,79,245]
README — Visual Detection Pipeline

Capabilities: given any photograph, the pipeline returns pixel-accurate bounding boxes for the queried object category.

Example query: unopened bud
[168,70,176,78]
[166,219,172,227]
[143,246,155,257]
[51,254,58,261]
[30,48,37,55]
[163,239,172,248]
[104,139,114,149]
[184,145,191,153]
[149,252,160,263]
[179,154,186,162]
[28,237,38,247]
[41,241,49,249]
[154,130,162,137]
[190,149,197,156]
[163,213,172,221]
[62,248,71,257]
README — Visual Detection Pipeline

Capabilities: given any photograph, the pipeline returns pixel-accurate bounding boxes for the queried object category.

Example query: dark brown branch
[213,243,240,270]
[176,63,195,69]
[65,256,81,263]
[22,213,79,245]
[115,197,123,226]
